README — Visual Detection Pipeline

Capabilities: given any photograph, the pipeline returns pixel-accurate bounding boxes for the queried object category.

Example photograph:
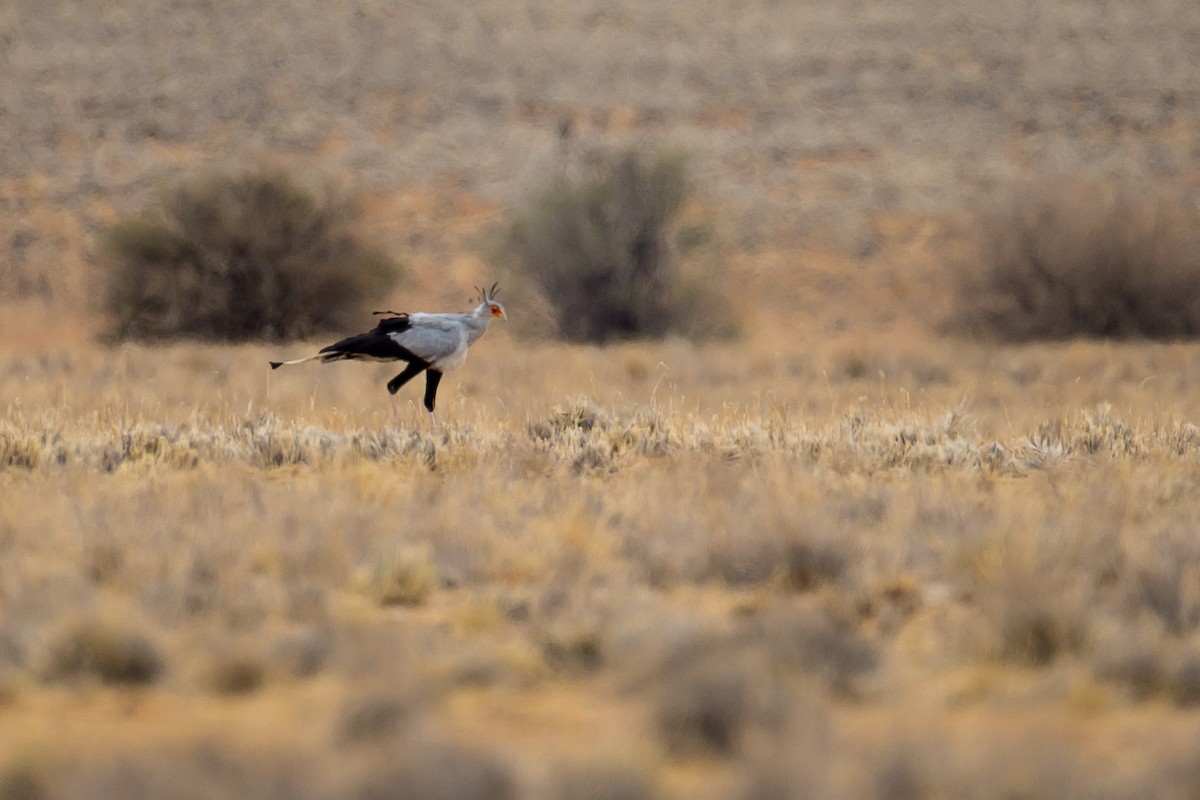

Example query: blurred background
[4,0,1200,346]
[5,2,1200,799]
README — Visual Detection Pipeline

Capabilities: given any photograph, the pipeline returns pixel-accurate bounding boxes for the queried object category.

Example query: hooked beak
[492,306,508,321]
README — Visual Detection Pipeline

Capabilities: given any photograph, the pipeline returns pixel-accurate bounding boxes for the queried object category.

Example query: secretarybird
[269,284,507,426]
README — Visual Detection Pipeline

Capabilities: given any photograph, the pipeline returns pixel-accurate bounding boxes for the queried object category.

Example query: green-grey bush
[952,180,1200,341]
[505,149,734,343]
[103,168,397,342]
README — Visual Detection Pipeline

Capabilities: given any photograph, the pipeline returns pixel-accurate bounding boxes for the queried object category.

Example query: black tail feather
[269,361,283,369]
[318,329,420,362]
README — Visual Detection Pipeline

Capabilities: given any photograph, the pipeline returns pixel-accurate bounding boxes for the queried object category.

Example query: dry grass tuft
[353,545,440,607]
[973,530,1093,668]
[951,180,1200,341]
[0,431,43,470]
[0,401,1185,479]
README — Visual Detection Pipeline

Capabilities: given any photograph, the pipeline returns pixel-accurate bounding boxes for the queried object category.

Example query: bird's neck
[466,303,491,342]
[470,303,494,324]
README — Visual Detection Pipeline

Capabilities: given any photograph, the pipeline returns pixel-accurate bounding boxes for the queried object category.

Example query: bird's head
[477,283,507,321]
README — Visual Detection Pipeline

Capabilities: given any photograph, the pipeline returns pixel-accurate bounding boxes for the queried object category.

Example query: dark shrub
[656,657,753,757]
[783,540,848,592]
[103,168,398,342]
[1131,550,1200,636]
[207,652,265,695]
[505,149,734,343]
[1094,645,1166,701]
[0,761,50,800]
[336,692,413,745]
[652,636,785,760]
[761,605,879,697]
[951,180,1200,340]
[1171,655,1200,708]
[996,602,1085,668]
[42,616,164,686]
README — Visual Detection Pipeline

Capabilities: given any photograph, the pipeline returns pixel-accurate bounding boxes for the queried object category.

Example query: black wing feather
[372,314,412,333]
[318,315,424,364]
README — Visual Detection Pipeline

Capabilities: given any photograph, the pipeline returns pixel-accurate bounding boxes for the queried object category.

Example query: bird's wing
[387,313,469,364]
[373,314,413,333]
[317,314,420,362]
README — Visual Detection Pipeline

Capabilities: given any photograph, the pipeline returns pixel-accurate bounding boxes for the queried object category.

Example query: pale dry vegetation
[7,0,1200,797]
[4,342,1200,798]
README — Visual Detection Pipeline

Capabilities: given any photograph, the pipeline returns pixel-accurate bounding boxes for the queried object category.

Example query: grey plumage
[270,284,507,426]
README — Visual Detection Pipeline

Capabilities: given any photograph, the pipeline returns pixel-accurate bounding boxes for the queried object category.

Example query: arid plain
[5,1,1200,798]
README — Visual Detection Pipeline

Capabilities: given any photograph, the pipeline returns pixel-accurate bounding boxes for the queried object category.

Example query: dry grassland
[5,340,1200,798]
[5,0,1200,798]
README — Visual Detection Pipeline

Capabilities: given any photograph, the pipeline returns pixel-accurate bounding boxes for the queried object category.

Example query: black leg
[423,370,443,412]
[387,361,427,395]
